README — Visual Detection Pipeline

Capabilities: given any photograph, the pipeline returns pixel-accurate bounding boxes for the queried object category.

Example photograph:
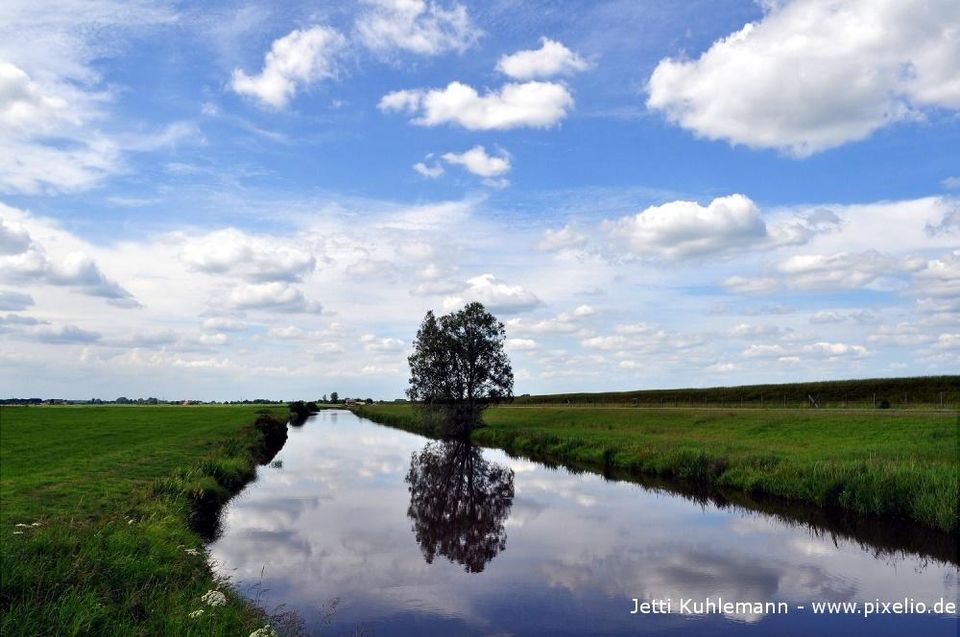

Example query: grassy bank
[0,405,289,636]
[354,404,960,533]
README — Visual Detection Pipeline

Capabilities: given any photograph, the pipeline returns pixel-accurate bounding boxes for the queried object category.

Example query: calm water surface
[209,410,959,636]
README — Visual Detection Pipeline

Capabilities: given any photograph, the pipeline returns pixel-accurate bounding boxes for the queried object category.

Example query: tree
[330,391,339,404]
[407,302,513,436]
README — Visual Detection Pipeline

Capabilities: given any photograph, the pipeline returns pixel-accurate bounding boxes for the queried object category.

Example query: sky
[0,0,958,401]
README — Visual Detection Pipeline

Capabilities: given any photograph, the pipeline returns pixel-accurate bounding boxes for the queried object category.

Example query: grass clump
[1,405,289,636]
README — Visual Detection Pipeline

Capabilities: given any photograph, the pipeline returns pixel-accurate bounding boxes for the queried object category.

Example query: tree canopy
[407,302,513,434]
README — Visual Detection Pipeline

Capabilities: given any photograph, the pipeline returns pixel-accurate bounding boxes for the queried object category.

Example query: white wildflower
[200,590,227,607]
[15,523,30,528]
[13,531,24,535]
[249,625,278,637]
[31,522,41,527]
[184,548,200,556]
[188,609,204,619]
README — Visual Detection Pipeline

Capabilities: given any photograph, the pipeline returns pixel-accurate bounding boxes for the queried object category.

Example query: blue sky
[1,0,958,400]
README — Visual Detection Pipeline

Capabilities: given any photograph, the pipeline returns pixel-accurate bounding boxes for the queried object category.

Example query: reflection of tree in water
[405,440,515,573]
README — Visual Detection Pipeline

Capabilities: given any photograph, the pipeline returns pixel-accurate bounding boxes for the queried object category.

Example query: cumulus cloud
[360,333,404,352]
[201,317,248,332]
[442,273,540,314]
[581,323,702,353]
[604,194,767,260]
[0,218,139,307]
[809,309,877,324]
[379,80,573,129]
[537,225,588,252]
[743,341,869,360]
[231,26,346,109]
[227,282,320,313]
[506,305,596,336]
[441,145,511,178]
[505,337,537,350]
[776,250,906,290]
[496,37,590,80]
[720,276,780,294]
[413,161,444,178]
[179,228,316,282]
[356,0,479,56]
[868,323,934,347]
[646,0,960,156]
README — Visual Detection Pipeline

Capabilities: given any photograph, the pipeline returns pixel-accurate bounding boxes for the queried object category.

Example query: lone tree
[407,302,513,436]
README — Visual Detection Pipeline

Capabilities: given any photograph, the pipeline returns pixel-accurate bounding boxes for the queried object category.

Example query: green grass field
[0,405,289,637]
[355,404,960,533]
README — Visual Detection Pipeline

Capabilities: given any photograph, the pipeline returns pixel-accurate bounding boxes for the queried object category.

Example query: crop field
[356,403,960,533]
[0,405,288,637]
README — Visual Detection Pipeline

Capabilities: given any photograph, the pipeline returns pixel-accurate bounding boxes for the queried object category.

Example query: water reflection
[208,411,959,636]
[406,440,514,573]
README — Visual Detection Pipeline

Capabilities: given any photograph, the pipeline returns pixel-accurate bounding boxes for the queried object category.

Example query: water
[209,410,959,636]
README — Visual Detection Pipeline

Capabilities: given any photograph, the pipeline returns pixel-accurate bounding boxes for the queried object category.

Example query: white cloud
[442,273,540,314]
[776,250,905,290]
[720,276,780,294]
[809,309,876,324]
[0,4,189,193]
[0,214,139,307]
[201,317,248,332]
[604,194,767,260]
[943,176,960,190]
[505,337,537,350]
[267,325,327,340]
[413,161,444,178]
[538,225,588,252]
[360,334,404,352]
[227,282,320,313]
[868,323,934,347]
[441,145,511,177]
[743,341,868,360]
[230,26,346,109]
[179,228,316,282]
[496,37,590,80]
[379,80,573,130]
[647,0,960,156]
[933,333,960,350]
[356,0,479,56]
[506,305,595,336]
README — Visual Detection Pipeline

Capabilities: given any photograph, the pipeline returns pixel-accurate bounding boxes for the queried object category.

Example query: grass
[355,403,960,534]
[0,405,290,637]
[513,375,960,409]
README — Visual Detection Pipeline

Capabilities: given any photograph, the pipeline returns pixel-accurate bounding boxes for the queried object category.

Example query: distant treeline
[513,376,960,409]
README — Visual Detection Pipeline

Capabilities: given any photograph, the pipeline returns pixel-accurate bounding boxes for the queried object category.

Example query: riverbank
[354,404,959,534]
[0,405,289,636]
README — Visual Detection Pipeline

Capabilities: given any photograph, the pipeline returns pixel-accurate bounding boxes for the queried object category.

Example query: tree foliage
[407,302,513,435]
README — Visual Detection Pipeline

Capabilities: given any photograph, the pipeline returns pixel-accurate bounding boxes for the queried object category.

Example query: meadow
[0,405,289,637]
[355,403,960,533]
